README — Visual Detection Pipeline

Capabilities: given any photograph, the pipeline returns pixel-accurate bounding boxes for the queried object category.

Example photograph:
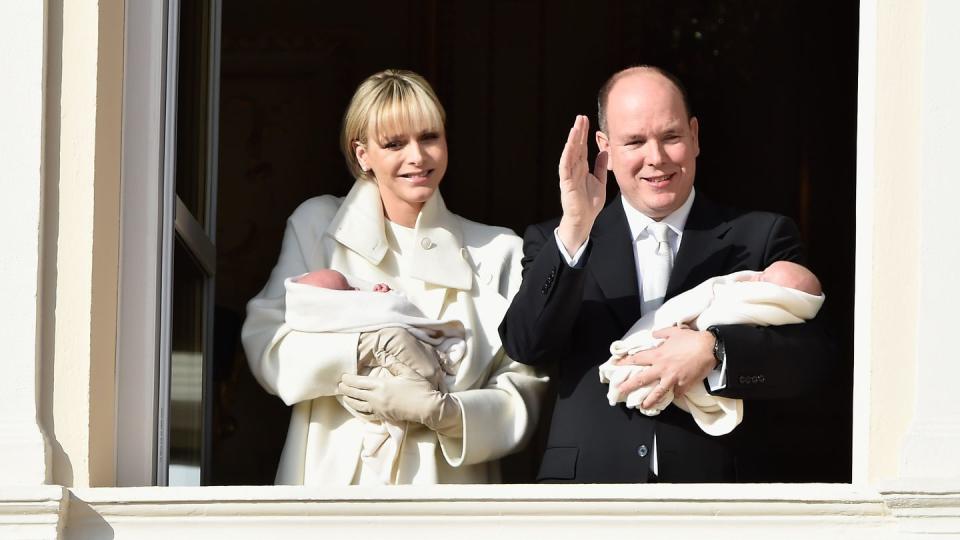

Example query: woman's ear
[354,142,369,172]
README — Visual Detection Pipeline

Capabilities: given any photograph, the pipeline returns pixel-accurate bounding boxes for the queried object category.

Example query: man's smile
[641,172,676,187]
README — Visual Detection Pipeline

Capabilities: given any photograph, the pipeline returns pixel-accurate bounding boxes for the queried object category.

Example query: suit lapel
[589,199,643,331]
[667,195,733,300]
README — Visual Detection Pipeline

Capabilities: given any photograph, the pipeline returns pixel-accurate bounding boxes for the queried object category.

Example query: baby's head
[300,269,355,290]
[748,261,822,295]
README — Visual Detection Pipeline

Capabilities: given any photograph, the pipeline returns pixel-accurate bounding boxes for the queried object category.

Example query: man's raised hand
[557,115,608,256]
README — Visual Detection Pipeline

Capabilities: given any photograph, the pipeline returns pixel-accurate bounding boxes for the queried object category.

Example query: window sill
[61,483,903,538]
[2,483,954,538]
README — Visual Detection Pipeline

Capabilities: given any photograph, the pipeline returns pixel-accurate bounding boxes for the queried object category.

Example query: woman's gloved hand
[339,363,463,438]
[357,328,442,387]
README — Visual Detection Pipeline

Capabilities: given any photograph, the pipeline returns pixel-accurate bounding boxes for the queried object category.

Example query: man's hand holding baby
[614,326,717,410]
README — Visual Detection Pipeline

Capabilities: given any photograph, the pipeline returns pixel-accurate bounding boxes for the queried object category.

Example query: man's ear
[595,131,613,170]
[689,116,700,158]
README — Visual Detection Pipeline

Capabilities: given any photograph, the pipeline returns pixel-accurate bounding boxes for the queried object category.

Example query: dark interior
[209,0,858,485]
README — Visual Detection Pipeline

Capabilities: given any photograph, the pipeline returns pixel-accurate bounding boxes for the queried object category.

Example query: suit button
[420,237,434,250]
[637,444,648,458]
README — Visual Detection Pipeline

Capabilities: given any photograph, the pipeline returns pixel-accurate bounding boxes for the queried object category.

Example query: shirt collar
[620,187,696,241]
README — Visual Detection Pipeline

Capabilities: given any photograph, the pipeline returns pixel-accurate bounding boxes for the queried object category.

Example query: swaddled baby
[290,269,466,483]
[599,261,825,436]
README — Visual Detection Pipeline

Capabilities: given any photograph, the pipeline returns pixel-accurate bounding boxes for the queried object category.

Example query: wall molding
[880,480,960,535]
[60,484,904,539]
[0,486,68,540]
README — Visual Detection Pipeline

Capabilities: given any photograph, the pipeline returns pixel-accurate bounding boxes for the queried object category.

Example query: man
[499,66,834,483]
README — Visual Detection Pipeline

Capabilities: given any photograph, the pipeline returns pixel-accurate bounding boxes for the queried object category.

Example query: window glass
[169,239,207,485]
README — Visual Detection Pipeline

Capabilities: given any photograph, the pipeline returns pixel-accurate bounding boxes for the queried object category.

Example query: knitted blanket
[598,270,825,436]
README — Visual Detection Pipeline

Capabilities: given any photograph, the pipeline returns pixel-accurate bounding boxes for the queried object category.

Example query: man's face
[596,72,699,219]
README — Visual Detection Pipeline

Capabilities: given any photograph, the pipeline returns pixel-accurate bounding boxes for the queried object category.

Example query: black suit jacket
[499,194,836,483]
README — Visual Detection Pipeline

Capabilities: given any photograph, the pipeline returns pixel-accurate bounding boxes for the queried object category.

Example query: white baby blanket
[599,270,825,436]
[284,274,467,484]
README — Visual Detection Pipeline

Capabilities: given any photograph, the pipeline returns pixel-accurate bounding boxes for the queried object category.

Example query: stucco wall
[40,0,123,489]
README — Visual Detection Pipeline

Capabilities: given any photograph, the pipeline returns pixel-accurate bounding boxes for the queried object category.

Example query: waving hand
[557,115,608,255]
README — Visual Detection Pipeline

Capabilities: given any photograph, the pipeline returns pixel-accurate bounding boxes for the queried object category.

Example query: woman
[241,69,547,485]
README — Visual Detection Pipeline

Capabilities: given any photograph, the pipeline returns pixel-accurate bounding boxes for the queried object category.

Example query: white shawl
[599,270,825,436]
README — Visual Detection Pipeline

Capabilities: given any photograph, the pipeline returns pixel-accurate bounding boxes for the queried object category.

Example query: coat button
[460,247,469,260]
[420,237,434,250]
[637,444,648,458]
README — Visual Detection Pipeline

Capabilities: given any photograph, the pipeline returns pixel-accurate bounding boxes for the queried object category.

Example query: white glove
[339,362,463,437]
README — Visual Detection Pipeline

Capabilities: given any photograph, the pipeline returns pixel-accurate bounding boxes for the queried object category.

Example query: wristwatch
[706,326,725,370]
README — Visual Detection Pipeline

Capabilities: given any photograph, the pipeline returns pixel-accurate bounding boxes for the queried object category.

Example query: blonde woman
[242,69,547,485]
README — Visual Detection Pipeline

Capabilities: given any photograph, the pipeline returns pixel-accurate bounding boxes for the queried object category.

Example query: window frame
[115,0,874,489]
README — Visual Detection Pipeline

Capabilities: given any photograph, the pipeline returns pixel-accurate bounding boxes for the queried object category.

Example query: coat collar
[326,179,474,292]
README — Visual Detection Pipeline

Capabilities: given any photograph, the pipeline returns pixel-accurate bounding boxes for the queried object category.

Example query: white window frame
[116,0,222,486]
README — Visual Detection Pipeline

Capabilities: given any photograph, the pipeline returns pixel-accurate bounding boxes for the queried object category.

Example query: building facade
[2,1,959,538]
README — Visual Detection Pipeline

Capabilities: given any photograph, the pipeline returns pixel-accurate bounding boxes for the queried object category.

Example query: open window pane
[169,238,207,485]
[175,0,213,228]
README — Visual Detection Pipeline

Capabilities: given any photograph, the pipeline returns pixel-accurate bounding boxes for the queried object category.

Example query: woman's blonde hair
[340,69,446,179]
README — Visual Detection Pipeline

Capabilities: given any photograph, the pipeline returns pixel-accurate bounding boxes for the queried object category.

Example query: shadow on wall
[62,495,114,540]
[39,0,75,488]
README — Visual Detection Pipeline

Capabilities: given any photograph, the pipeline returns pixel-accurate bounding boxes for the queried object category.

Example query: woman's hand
[339,363,463,437]
[557,115,608,256]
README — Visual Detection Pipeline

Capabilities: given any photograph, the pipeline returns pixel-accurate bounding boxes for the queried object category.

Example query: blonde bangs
[368,82,445,144]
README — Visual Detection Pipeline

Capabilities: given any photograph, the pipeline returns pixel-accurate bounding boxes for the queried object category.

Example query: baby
[296,269,392,293]
[599,261,825,436]
[293,268,460,390]
[743,260,822,295]
[289,268,465,483]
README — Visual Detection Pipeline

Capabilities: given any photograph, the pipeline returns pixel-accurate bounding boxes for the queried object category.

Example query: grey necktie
[641,222,673,313]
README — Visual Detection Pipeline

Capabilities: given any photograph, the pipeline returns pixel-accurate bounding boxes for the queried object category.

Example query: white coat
[241,179,547,485]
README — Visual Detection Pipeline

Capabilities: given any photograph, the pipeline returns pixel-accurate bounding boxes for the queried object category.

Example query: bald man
[499,66,835,483]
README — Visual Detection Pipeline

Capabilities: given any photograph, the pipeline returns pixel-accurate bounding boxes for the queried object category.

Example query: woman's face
[356,126,448,226]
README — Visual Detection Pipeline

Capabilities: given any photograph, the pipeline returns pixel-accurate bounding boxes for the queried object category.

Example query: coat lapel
[666,195,733,300]
[325,180,473,319]
[589,199,643,331]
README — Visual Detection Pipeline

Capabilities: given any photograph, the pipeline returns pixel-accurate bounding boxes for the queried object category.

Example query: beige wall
[40,0,124,488]
[854,0,923,484]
